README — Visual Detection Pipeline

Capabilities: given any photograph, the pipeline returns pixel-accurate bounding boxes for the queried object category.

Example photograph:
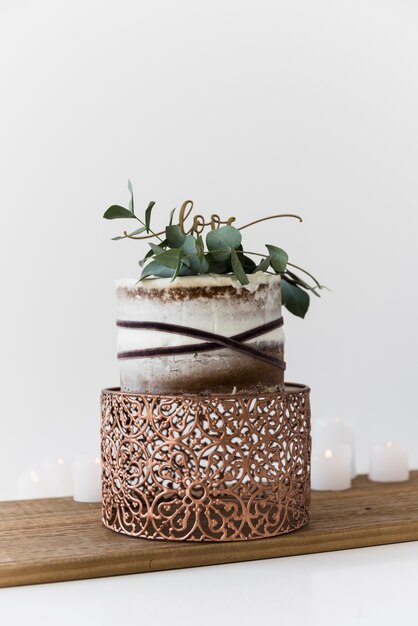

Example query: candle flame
[386,442,393,447]
[57,457,64,465]
[30,470,40,483]
[94,457,100,464]
[324,449,333,458]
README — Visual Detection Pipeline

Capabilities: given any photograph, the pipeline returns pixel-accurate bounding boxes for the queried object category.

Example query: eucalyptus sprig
[103,181,326,318]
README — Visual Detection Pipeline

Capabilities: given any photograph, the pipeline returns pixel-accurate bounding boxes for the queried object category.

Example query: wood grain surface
[1,472,417,588]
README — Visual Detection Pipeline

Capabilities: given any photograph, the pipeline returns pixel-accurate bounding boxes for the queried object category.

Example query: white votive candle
[73,456,102,502]
[16,470,45,499]
[369,442,409,482]
[311,445,352,491]
[312,416,356,478]
[40,457,73,497]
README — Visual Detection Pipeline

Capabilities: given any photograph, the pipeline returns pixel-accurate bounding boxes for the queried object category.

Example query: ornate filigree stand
[100,383,311,541]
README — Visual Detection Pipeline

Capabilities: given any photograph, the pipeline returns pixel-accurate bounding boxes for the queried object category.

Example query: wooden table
[1,472,417,588]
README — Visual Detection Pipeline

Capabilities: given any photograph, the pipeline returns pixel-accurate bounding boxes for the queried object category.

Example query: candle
[40,457,73,497]
[73,455,102,502]
[312,416,356,478]
[369,442,409,482]
[311,444,352,491]
[16,470,45,499]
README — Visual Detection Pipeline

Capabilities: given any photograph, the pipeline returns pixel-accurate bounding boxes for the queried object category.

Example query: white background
[1,0,418,499]
[1,543,418,626]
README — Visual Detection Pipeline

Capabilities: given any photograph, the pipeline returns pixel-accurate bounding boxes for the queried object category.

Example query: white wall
[1,0,417,498]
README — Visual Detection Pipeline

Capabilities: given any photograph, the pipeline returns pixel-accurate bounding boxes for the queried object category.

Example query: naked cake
[104,186,321,397]
[116,272,285,394]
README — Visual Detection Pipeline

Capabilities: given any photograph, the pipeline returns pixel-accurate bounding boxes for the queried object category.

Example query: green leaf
[166,224,186,248]
[285,269,311,291]
[169,208,176,225]
[281,278,310,318]
[205,247,230,262]
[154,249,182,269]
[138,239,167,267]
[127,226,146,237]
[182,235,208,274]
[139,259,193,280]
[206,225,242,249]
[199,257,210,273]
[127,180,135,214]
[149,243,166,255]
[111,235,126,241]
[237,250,256,273]
[196,235,204,261]
[139,260,175,280]
[231,248,249,285]
[182,235,196,255]
[103,205,135,220]
[254,255,271,272]
[145,201,155,233]
[206,225,242,261]
[266,245,289,274]
[181,235,198,273]
[139,243,160,267]
[171,252,183,282]
[206,255,229,274]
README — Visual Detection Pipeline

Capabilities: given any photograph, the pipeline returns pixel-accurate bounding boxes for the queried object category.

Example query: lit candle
[311,444,352,491]
[312,416,356,478]
[16,470,45,499]
[73,456,102,502]
[369,442,409,482]
[40,457,73,497]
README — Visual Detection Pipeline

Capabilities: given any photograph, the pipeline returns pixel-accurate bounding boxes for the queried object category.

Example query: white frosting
[115,272,284,393]
[116,271,280,294]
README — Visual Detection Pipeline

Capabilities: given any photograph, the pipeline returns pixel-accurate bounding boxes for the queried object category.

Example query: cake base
[100,383,311,541]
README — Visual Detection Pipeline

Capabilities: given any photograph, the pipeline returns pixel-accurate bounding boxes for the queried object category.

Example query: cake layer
[116,272,285,394]
[116,272,281,294]
[119,344,285,394]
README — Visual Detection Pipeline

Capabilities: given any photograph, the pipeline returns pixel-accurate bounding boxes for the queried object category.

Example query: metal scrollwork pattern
[101,384,311,541]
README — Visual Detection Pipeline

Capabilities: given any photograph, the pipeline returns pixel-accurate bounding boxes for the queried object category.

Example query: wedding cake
[101,187,317,542]
[116,271,285,394]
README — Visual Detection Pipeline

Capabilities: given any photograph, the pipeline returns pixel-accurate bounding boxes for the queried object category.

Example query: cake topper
[103,181,325,318]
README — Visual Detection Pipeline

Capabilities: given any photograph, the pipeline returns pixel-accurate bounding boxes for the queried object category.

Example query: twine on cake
[116,317,286,370]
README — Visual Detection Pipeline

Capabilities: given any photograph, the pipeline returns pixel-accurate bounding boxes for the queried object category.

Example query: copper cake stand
[100,383,311,542]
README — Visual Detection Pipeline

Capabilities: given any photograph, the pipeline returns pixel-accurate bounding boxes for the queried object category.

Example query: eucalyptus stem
[244,251,322,293]
[287,262,323,289]
[242,250,265,258]
[284,271,321,297]
[134,216,164,242]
